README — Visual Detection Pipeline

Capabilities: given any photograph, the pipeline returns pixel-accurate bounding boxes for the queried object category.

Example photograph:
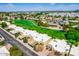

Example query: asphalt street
[0,28,38,56]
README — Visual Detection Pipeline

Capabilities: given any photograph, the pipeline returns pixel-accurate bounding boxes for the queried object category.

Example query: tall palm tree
[65,29,79,56]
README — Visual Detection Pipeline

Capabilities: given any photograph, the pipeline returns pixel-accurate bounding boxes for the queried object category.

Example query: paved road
[0,28,38,56]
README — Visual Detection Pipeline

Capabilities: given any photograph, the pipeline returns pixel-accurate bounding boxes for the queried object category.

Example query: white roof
[70,46,79,56]
[25,30,51,42]
[0,46,10,56]
[34,34,51,42]
[49,39,79,56]
[49,39,70,52]
[10,30,18,34]
[14,27,24,32]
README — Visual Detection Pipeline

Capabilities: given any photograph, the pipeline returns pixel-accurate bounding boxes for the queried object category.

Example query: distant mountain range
[73,10,79,12]
[0,10,79,12]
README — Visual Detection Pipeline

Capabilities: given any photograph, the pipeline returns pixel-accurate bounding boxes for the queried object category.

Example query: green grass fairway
[12,19,65,39]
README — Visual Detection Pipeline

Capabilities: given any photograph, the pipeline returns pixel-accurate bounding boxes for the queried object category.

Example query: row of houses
[6,22,79,56]
[48,12,79,17]
[1,12,79,21]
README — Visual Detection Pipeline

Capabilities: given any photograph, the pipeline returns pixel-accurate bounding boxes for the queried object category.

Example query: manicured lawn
[12,19,65,39]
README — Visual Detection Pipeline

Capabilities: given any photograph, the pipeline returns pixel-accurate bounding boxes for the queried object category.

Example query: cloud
[0,3,79,11]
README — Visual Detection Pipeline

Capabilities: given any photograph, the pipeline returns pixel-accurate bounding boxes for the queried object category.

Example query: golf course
[12,19,65,39]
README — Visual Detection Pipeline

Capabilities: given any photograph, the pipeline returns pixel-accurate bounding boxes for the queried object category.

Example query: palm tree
[65,29,79,56]
[22,37,28,43]
[14,32,21,38]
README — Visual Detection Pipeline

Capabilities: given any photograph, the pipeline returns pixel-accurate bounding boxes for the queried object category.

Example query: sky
[0,3,79,12]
